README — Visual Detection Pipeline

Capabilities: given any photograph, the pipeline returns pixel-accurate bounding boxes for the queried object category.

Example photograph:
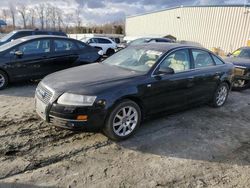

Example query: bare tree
[35,3,45,29]
[1,9,9,23]
[75,7,82,28]
[29,8,36,28]
[17,4,29,29]
[8,3,16,29]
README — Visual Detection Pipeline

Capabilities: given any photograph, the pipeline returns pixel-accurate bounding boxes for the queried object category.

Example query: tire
[106,49,115,56]
[0,70,8,90]
[103,100,141,141]
[210,82,229,108]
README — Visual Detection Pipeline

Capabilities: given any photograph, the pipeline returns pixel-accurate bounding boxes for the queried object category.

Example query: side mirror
[157,67,175,75]
[14,51,23,57]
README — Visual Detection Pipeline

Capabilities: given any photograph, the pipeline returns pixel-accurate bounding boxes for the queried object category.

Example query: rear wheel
[211,82,229,107]
[106,48,115,56]
[103,100,141,141]
[0,70,8,90]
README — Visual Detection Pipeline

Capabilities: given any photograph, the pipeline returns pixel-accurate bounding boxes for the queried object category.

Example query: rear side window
[192,49,215,68]
[18,39,50,55]
[77,42,87,49]
[54,40,77,52]
[212,55,224,65]
[97,38,112,44]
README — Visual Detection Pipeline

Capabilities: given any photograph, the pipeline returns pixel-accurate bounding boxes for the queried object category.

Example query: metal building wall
[126,6,250,52]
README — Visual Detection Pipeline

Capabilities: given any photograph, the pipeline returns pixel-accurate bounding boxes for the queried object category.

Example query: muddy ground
[0,82,250,188]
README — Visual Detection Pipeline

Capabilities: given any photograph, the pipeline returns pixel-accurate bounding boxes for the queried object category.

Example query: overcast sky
[0,0,249,25]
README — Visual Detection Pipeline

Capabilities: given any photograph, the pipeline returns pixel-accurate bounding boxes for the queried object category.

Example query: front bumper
[233,66,250,88]
[35,96,107,130]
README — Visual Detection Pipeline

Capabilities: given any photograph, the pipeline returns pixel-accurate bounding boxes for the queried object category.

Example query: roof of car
[131,42,205,53]
[12,29,65,33]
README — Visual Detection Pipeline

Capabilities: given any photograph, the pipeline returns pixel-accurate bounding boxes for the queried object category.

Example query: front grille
[36,83,54,105]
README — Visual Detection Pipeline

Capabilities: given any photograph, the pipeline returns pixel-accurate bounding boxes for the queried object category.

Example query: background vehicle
[36,43,234,141]
[0,35,100,90]
[81,37,117,56]
[0,29,67,46]
[127,37,173,47]
[224,47,250,90]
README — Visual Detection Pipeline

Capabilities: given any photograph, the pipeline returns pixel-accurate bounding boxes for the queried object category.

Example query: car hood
[224,57,250,68]
[42,63,142,95]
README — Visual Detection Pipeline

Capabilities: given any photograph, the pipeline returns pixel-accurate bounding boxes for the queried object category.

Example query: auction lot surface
[0,82,250,188]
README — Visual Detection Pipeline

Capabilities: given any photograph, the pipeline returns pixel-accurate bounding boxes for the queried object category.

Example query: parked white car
[82,37,117,56]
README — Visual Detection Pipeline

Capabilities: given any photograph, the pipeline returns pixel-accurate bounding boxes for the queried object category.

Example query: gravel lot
[0,82,250,188]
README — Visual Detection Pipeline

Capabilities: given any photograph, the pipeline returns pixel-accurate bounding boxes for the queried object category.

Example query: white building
[125,5,250,53]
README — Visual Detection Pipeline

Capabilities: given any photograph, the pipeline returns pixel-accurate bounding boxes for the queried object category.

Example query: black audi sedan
[224,47,250,90]
[0,35,100,89]
[35,43,234,141]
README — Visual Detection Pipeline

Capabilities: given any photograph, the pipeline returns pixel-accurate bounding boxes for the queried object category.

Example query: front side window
[192,49,214,68]
[103,47,163,73]
[54,40,77,52]
[18,39,50,55]
[159,49,190,72]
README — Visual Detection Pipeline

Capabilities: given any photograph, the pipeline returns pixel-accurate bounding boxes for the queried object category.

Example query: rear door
[46,39,79,73]
[188,49,221,104]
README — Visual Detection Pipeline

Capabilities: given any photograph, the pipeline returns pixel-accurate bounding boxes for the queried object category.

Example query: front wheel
[103,100,141,141]
[211,82,229,108]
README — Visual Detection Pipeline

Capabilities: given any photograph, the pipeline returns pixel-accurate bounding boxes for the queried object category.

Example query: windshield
[232,48,250,58]
[0,31,15,42]
[102,47,163,73]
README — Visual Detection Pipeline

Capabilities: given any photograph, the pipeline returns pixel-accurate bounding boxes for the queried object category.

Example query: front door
[142,49,195,115]
[9,39,52,80]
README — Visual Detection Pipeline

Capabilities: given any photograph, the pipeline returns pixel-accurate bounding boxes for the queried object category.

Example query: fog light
[76,115,88,121]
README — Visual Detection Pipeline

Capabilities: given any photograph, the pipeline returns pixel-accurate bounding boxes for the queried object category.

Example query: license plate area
[36,97,47,120]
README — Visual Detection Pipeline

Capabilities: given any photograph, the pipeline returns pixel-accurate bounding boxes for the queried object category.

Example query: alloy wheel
[0,74,5,88]
[112,106,138,137]
[216,85,228,106]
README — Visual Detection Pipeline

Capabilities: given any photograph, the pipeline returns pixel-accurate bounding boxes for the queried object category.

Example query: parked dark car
[116,37,174,50]
[0,29,67,46]
[0,35,101,89]
[128,37,173,46]
[224,47,250,90]
[35,43,234,141]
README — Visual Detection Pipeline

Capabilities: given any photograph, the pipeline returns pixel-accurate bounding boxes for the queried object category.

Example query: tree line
[0,3,124,35]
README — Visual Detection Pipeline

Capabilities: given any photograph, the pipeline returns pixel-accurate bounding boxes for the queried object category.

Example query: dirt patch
[0,83,250,187]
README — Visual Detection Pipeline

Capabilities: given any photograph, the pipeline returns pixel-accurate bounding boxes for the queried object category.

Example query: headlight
[57,93,96,106]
